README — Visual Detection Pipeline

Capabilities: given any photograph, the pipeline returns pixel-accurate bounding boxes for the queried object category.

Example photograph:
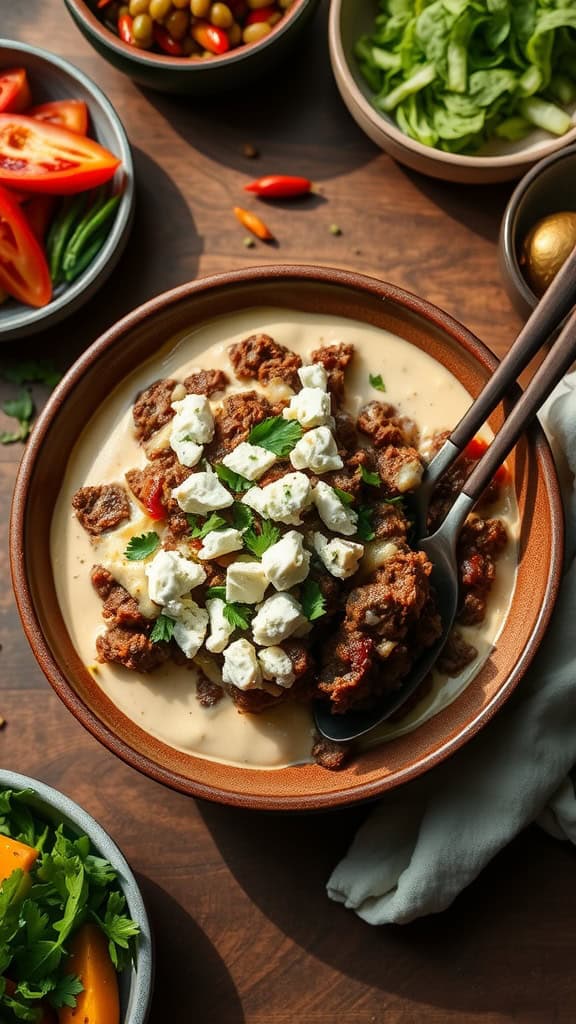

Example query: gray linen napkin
[327,374,576,925]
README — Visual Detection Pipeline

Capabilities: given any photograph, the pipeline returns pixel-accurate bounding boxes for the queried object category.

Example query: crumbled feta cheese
[396,457,424,492]
[282,387,332,429]
[243,472,312,525]
[312,481,358,536]
[313,532,364,580]
[261,530,310,591]
[172,467,233,514]
[298,364,328,390]
[170,437,203,469]
[289,426,343,474]
[163,598,208,659]
[222,442,277,481]
[258,646,296,689]
[252,592,309,646]
[205,598,235,654]
[145,549,206,605]
[226,560,269,604]
[171,393,214,443]
[222,638,263,691]
[197,528,243,560]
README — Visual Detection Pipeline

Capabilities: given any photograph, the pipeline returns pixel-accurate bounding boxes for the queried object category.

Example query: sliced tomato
[0,184,52,306]
[24,194,56,242]
[0,115,120,195]
[0,69,31,113]
[29,99,89,136]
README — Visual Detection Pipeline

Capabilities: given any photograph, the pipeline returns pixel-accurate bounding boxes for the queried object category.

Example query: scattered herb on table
[0,389,34,444]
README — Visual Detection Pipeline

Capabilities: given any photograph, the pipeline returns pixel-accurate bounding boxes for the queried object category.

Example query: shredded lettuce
[356,0,576,153]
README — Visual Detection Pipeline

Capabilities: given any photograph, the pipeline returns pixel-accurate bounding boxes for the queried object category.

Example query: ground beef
[96,626,171,673]
[333,409,358,453]
[91,565,147,629]
[376,445,423,495]
[196,673,224,707]
[229,334,302,389]
[437,631,478,676]
[133,378,178,442]
[456,516,507,626]
[309,567,343,618]
[318,462,363,501]
[371,500,410,541]
[125,448,191,516]
[357,401,407,448]
[311,735,351,770]
[256,461,292,488]
[345,552,434,640]
[72,484,130,536]
[162,510,191,549]
[316,631,377,713]
[206,390,274,462]
[310,342,354,403]
[183,369,228,396]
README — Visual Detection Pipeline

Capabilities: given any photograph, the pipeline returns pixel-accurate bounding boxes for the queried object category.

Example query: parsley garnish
[3,358,61,388]
[300,579,326,621]
[360,465,381,487]
[357,506,375,541]
[205,586,226,601]
[231,502,254,532]
[187,512,227,538]
[215,463,252,492]
[333,486,355,506]
[95,890,141,970]
[244,519,280,557]
[369,373,386,392]
[222,603,253,630]
[124,531,160,561]
[1,389,34,444]
[248,416,302,456]
[150,614,176,643]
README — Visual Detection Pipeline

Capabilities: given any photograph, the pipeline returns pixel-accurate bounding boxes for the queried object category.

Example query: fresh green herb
[360,465,381,487]
[333,486,355,506]
[2,359,61,389]
[369,373,386,393]
[124,531,160,561]
[357,505,375,542]
[244,519,280,557]
[150,614,176,644]
[248,416,303,457]
[95,890,141,970]
[222,603,253,631]
[231,502,254,532]
[385,496,405,508]
[205,586,226,601]
[215,463,252,492]
[300,579,326,621]
[187,512,227,539]
[1,389,34,444]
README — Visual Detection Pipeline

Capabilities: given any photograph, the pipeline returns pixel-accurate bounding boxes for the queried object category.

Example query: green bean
[62,194,121,273]
[63,227,109,283]
[46,195,86,285]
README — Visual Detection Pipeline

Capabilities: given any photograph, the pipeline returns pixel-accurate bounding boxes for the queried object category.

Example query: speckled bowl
[64,0,320,95]
[499,144,576,319]
[10,265,563,811]
[329,0,576,184]
[0,40,134,342]
[0,769,153,1023]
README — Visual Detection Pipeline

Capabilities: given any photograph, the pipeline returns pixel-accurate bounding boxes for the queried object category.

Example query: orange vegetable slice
[0,834,38,883]
[58,923,120,1024]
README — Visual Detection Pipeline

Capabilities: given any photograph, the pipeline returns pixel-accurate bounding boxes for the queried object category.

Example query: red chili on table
[244,175,313,198]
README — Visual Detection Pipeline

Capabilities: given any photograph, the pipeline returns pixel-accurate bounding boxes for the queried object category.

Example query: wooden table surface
[2,4,576,1023]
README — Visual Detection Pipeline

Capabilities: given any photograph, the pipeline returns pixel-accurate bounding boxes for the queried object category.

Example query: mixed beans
[97,0,295,58]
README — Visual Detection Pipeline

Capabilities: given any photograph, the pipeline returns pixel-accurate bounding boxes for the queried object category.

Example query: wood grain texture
[1,3,575,1023]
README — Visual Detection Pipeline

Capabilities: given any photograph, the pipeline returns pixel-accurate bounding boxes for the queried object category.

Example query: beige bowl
[329,0,576,184]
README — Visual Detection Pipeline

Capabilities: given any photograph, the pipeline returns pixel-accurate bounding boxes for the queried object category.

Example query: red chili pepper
[191,21,230,55]
[463,435,508,485]
[245,5,276,24]
[244,175,313,198]
[118,13,134,44]
[153,24,185,56]
[233,206,274,241]
[143,479,166,521]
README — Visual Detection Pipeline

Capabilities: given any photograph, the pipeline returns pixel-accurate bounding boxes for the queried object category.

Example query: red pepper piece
[118,12,134,44]
[143,479,166,521]
[463,435,509,485]
[191,20,230,55]
[153,24,185,56]
[245,5,276,24]
[97,0,114,6]
[244,174,312,198]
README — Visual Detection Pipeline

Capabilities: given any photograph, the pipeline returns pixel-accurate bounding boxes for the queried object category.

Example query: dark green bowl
[64,0,320,95]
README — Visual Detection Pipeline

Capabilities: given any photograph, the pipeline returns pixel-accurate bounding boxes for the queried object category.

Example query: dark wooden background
[2,3,576,1022]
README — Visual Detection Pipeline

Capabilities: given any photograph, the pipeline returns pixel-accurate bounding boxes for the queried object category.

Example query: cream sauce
[51,309,519,769]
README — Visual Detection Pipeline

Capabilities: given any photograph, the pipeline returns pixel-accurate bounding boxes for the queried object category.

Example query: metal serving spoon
[314,247,576,744]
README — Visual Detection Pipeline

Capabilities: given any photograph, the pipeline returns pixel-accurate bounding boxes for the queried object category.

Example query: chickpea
[227,20,241,44]
[149,0,172,18]
[166,8,189,37]
[129,0,149,15]
[210,2,233,27]
[118,4,130,15]
[190,0,210,12]
[132,11,154,42]
[247,0,273,7]
[242,20,271,41]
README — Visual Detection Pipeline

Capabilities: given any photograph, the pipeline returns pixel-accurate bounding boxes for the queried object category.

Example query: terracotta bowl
[329,0,576,184]
[10,266,563,811]
[64,0,320,95]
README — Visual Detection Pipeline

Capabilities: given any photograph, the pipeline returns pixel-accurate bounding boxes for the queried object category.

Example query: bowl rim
[500,142,576,310]
[328,0,576,171]
[0,768,154,1024]
[9,264,565,811]
[0,38,134,340]
[64,0,314,70]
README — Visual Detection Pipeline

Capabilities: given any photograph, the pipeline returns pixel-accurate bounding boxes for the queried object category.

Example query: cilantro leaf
[360,465,381,487]
[47,974,83,1009]
[0,428,26,445]
[248,416,302,456]
[97,891,140,971]
[369,373,386,392]
[357,506,375,541]
[124,531,160,561]
[231,502,254,532]
[300,580,326,621]
[244,519,280,557]
[215,463,252,492]
[222,603,253,630]
[150,614,175,644]
[187,512,227,539]
[205,586,226,601]
[333,486,355,506]
[1,388,34,444]
[3,359,61,388]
